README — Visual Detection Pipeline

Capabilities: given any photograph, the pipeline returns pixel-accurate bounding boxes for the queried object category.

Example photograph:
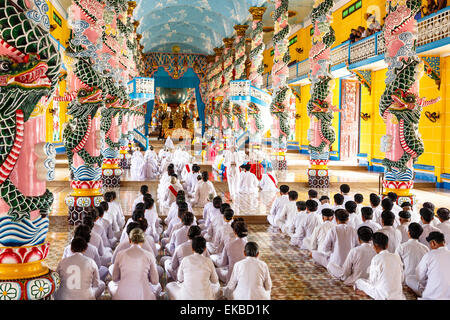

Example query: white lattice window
[418,9,450,46]
[331,43,349,65]
[349,35,376,64]
[297,60,309,77]
[289,64,297,80]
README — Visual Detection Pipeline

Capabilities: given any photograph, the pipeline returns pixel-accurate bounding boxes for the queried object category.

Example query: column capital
[249,6,266,21]
[133,20,140,31]
[223,38,235,48]
[206,55,216,64]
[234,25,249,37]
[127,1,137,16]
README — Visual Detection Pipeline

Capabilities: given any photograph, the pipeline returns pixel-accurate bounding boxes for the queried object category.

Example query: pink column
[0,115,46,219]
[73,117,100,167]
[110,116,118,142]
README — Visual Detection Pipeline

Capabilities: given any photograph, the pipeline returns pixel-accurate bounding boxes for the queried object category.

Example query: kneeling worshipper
[130,149,147,180]
[223,242,272,300]
[183,164,201,198]
[109,228,160,300]
[55,237,105,300]
[211,219,248,284]
[144,150,160,180]
[165,135,175,150]
[355,232,406,300]
[162,175,184,212]
[259,167,278,192]
[223,146,242,200]
[166,236,220,300]
[192,171,217,208]
[238,164,259,195]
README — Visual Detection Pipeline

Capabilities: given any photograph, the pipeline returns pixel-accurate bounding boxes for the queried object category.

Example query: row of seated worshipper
[53,177,272,299]
[348,13,382,44]
[267,182,450,300]
[421,0,447,17]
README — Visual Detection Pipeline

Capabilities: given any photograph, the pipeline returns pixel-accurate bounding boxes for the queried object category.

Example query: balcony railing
[262,7,450,87]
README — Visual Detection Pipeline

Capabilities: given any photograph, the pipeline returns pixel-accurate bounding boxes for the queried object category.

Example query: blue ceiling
[134,0,267,55]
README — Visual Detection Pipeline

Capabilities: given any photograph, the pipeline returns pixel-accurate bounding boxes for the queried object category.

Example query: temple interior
[0,0,449,301]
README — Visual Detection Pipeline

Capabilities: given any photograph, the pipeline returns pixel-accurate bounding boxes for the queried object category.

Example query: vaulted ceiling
[134,0,315,55]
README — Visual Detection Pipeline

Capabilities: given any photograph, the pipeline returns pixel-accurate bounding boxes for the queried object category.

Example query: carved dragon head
[388,89,440,122]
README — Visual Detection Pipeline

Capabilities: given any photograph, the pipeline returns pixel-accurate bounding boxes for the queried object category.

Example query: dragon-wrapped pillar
[307,0,339,188]
[221,37,235,144]
[118,109,131,169]
[248,7,266,149]
[380,0,440,205]
[270,0,294,171]
[0,0,62,299]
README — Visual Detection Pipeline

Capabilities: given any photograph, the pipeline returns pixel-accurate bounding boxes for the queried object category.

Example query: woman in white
[224,242,272,300]
[165,136,174,149]
[110,228,160,300]
[211,220,248,284]
[166,236,220,300]
[192,171,217,208]
[163,175,184,211]
[259,167,278,192]
[55,237,105,300]
[130,149,146,180]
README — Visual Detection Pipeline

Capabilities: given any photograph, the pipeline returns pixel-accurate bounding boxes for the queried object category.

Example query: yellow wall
[45,1,70,143]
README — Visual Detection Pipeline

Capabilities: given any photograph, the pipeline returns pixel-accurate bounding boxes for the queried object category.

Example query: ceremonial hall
[0,0,449,301]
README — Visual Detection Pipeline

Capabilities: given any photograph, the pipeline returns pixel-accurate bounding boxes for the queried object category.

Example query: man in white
[395,222,429,295]
[275,191,299,234]
[358,207,382,232]
[267,185,290,229]
[295,200,322,249]
[305,208,335,252]
[55,237,105,300]
[223,242,272,300]
[340,226,377,286]
[130,149,146,181]
[418,207,441,249]
[339,184,352,205]
[416,231,450,299]
[259,167,278,193]
[397,211,412,243]
[224,146,242,200]
[192,171,217,208]
[369,193,383,226]
[238,163,259,195]
[345,201,362,229]
[379,211,402,253]
[355,232,406,300]
[290,201,308,246]
[313,210,359,279]
[436,208,450,249]
[166,236,220,300]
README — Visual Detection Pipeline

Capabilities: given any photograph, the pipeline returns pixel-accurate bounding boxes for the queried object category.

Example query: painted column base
[308,168,330,188]
[0,243,60,300]
[66,194,104,225]
[119,149,131,169]
[382,181,416,205]
[102,159,123,189]
[119,158,131,169]
[273,159,288,171]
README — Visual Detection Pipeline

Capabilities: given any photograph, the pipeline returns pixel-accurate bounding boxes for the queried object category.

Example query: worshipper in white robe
[289,201,308,245]
[165,135,174,150]
[340,184,353,205]
[395,222,429,295]
[145,145,158,160]
[160,152,174,175]
[436,208,450,249]
[387,192,403,217]
[354,193,364,219]
[119,204,146,243]
[224,146,242,200]
[110,191,125,230]
[332,194,345,212]
[275,191,299,234]
[313,210,359,278]
[63,225,109,281]
[294,200,322,249]
[355,232,406,300]
[144,197,162,242]
[166,236,220,300]
[303,208,334,251]
[55,238,105,300]
[340,226,377,286]
[205,203,230,243]
[183,164,201,197]
[224,241,272,300]
[378,211,402,254]
[369,193,383,226]
[267,185,290,228]
[98,202,117,247]
[201,196,222,235]
[416,231,450,300]
[259,168,278,192]
[422,202,440,227]
[396,211,412,243]
[145,154,159,180]
[103,192,121,236]
[192,171,217,208]
[83,215,112,267]
[158,146,170,162]
[358,207,382,233]
[207,208,235,255]
[92,207,113,249]
[157,164,175,209]
[130,149,147,181]
[109,228,160,300]
[165,192,192,226]
[167,212,195,256]
[238,164,259,195]
[164,226,210,281]
[211,220,248,283]
[381,198,400,228]
[162,175,184,212]
[345,201,362,230]
[418,207,441,249]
